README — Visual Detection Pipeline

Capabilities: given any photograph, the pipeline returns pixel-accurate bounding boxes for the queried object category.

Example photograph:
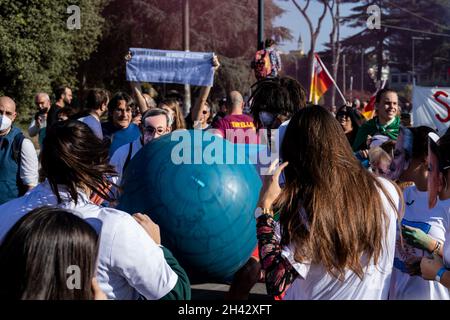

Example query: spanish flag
[309,53,344,104]
[361,80,386,120]
[361,95,376,120]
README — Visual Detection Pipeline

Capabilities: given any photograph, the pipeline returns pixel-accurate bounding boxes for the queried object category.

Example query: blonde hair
[369,147,391,168]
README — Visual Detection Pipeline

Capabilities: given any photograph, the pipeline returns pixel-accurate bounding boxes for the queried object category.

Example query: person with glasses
[101,92,141,157]
[109,108,172,196]
[336,105,364,146]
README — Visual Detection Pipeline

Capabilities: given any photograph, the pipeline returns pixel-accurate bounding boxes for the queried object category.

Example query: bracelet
[435,267,447,283]
[254,207,274,219]
[432,241,442,255]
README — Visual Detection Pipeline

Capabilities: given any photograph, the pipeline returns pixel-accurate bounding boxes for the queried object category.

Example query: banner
[412,86,450,136]
[126,48,215,87]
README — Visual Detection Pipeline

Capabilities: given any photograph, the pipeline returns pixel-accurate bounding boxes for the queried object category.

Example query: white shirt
[0,181,178,300]
[78,115,103,140]
[440,199,450,268]
[389,186,450,300]
[281,178,400,300]
[20,138,39,187]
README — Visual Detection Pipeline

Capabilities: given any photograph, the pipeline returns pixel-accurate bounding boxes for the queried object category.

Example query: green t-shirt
[352,116,400,151]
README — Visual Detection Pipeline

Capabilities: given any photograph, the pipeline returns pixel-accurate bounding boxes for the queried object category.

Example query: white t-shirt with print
[0,181,178,300]
[281,177,400,300]
[389,186,450,300]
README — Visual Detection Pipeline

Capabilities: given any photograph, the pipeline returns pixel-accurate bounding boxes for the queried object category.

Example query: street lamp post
[411,36,430,86]
[258,0,264,50]
[182,0,191,117]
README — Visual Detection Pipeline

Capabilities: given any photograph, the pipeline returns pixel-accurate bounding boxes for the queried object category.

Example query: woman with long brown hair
[256,106,403,299]
[158,98,186,131]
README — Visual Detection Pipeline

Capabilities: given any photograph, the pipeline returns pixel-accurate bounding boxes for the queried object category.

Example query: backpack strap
[12,132,27,196]
[122,142,133,174]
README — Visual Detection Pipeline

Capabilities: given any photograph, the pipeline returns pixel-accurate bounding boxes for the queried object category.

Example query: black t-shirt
[46,104,62,133]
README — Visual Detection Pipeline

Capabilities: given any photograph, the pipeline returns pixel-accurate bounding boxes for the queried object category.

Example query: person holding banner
[353,89,401,154]
[189,55,220,131]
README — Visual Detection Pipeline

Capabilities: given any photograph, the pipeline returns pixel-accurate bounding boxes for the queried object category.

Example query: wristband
[435,267,447,283]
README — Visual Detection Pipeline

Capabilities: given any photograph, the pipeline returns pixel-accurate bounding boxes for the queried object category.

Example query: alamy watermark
[67,5,81,30]
[366,4,381,30]
[66,265,81,290]
[170,129,281,176]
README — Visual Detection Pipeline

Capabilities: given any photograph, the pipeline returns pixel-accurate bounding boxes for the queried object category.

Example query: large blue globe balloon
[117,130,262,282]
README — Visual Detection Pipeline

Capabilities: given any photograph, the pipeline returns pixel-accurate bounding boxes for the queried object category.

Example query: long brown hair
[41,120,118,204]
[159,98,186,130]
[279,106,402,280]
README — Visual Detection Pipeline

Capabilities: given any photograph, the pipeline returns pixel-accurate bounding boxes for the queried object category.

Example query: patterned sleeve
[257,214,298,296]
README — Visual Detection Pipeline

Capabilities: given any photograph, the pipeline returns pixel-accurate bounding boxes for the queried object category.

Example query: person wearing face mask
[225,76,307,300]
[386,126,450,300]
[109,108,172,198]
[0,96,39,205]
[353,89,401,154]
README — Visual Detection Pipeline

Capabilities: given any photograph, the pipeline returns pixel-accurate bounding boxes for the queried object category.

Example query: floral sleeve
[256,214,298,296]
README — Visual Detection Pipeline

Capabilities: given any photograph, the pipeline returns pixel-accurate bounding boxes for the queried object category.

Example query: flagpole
[309,54,315,103]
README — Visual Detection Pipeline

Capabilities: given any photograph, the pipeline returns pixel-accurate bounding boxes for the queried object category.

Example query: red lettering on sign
[433,91,450,123]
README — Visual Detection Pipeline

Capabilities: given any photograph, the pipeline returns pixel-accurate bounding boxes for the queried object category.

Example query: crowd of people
[0,44,450,301]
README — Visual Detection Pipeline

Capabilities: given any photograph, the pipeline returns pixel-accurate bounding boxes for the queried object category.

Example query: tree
[326,0,342,106]
[79,0,293,100]
[288,0,329,92]
[0,0,107,120]
[341,0,450,89]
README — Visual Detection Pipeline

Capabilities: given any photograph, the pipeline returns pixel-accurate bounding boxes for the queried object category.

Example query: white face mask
[0,115,12,131]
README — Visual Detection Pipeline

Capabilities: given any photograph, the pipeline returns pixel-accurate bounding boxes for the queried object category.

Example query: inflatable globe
[117,130,262,282]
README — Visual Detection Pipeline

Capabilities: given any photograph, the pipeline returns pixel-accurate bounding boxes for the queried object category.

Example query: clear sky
[273,0,364,53]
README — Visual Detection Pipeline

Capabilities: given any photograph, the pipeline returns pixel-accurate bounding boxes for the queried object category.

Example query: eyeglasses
[144,126,166,135]
[202,110,209,115]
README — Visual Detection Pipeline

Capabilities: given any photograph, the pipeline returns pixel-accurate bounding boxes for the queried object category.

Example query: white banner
[412,86,450,136]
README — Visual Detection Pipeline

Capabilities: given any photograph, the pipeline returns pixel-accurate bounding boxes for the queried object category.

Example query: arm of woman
[257,213,298,296]
[256,161,298,296]
[130,82,149,114]
[191,55,220,124]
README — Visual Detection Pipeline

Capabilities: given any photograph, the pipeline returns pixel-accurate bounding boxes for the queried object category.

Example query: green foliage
[80,0,292,98]
[0,0,107,121]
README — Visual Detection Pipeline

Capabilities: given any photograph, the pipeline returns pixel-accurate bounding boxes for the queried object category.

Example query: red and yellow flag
[362,95,376,120]
[309,53,334,104]
[362,80,386,120]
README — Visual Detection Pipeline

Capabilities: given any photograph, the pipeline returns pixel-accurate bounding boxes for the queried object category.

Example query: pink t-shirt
[213,114,258,144]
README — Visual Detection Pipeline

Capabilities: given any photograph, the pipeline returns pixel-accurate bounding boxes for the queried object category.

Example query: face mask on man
[0,115,12,131]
